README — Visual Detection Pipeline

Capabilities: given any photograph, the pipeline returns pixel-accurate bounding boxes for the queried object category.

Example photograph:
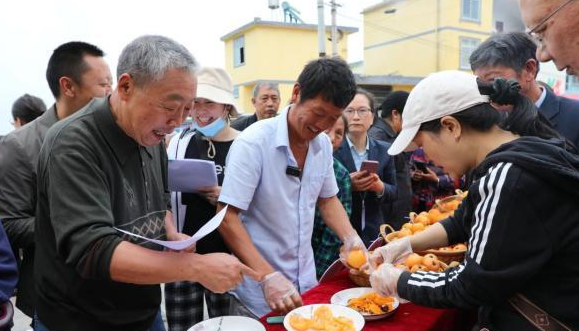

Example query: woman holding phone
[335,88,397,245]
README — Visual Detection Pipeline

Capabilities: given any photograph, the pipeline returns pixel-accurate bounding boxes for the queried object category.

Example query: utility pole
[435,0,441,71]
[330,0,339,56]
[317,0,326,57]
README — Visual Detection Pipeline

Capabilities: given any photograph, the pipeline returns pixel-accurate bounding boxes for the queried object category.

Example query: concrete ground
[10,286,171,331]
[10,298,32,331]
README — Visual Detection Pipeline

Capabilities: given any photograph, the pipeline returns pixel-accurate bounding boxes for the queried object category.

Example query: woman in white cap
[165,67,240,331]
[366,70,579,330]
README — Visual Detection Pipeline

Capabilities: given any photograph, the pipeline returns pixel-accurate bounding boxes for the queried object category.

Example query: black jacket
[539,89,579,148]
[0,105,58,317]
[334,136,397,244]
[398,136,579,330]
[369,118,412,229]
[231,113,258,132]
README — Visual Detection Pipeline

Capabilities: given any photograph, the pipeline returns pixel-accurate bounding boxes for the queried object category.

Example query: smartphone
[360,160,379,174]
[414,161,428,173]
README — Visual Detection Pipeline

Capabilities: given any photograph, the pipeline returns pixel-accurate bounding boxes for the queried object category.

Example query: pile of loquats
[394,252,460,273]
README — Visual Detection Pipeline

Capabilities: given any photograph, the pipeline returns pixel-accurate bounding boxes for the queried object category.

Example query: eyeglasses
[527,0,574,44]
[344,107,372,117]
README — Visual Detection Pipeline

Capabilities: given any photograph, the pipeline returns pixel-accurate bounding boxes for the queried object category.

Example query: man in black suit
[470,31,579,148]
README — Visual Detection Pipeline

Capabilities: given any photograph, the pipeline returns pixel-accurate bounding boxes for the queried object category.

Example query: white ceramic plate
[330,287,399,321]
[187,316,265,331]
[283,303,365,331]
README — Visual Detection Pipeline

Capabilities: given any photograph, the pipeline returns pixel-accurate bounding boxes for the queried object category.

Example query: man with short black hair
[0,41,112,321]
[218,57,365,317]
[231,81,280,131]
[470,31,579,147]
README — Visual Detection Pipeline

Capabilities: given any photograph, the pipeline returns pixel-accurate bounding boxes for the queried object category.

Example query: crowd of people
[0,1,578,331]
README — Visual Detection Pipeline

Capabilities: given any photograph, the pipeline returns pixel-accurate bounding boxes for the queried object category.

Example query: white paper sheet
[114,206,227,251]
[168,159,217,192]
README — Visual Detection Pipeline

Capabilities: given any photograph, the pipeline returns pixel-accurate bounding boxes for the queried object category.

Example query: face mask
[193,117,226,138]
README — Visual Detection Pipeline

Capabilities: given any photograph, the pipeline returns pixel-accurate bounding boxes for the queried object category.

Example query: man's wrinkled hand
[196,253,258,293]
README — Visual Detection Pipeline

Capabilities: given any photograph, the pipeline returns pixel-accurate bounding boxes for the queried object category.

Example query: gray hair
[117,35,199,88]
[469,32,540,77]
[252,81,280,98]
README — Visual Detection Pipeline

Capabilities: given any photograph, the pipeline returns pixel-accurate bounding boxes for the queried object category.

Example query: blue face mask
[193,117,226,138]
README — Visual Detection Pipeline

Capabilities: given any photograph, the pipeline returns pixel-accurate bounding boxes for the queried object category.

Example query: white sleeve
[218,137,263,211]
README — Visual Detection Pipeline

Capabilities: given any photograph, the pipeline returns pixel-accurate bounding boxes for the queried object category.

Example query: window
[495,21,504,33]
[459,37,480,70]
[233,36,245,67]
[462,0,481,22]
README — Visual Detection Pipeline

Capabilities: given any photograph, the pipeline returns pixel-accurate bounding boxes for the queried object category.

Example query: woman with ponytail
[364,71,579,330]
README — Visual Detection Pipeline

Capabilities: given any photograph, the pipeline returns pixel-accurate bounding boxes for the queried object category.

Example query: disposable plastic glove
[339,233,369,270]
[372,236,413,266]
[369,263,408,303]
[260,271,302,314]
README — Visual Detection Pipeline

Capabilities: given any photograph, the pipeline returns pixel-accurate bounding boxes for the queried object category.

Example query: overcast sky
[0,0,380,135]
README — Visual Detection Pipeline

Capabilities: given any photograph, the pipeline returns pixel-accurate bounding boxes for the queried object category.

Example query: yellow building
[221,18,357,114]
[359,0,524,94]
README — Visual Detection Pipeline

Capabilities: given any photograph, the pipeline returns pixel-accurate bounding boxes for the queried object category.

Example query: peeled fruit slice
[346,249,367,269]
[289,315,312,331]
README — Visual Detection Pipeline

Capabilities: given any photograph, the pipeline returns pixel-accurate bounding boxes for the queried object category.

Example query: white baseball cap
[388,70,490,155]
[196,67,241,117]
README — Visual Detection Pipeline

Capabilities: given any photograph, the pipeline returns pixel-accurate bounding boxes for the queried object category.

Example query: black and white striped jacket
[398,137,579,331]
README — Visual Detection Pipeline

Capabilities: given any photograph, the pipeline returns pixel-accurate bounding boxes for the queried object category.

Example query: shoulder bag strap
[509,293,573,331]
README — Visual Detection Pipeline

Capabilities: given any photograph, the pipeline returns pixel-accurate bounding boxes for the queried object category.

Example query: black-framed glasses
[344,107,372,116]
[527,0,574,42]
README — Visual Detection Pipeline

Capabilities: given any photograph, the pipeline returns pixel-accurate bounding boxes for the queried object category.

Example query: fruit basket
[380,224,411,243]
[348,253,453,287]
[433,189,467,212]
[348,269,371,287]
[394,253,450,273]
[418,244,467,264]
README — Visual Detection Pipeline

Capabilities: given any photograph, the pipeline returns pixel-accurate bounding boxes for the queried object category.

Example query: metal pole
[317,0,326,57]
[331,0,338,56]
[435,0,441,71]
